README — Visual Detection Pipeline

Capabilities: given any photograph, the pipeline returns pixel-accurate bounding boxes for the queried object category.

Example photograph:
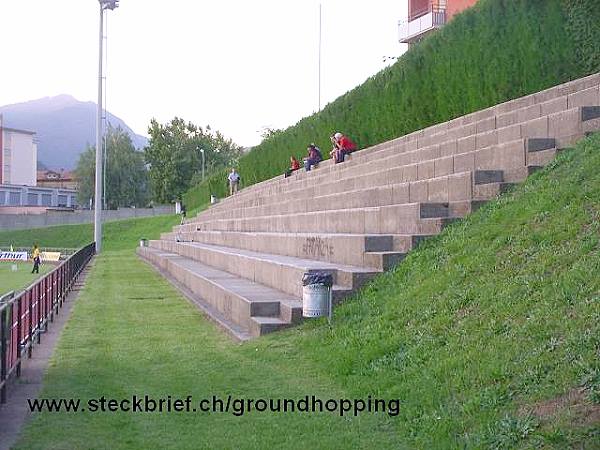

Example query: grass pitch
[0,261,53,296]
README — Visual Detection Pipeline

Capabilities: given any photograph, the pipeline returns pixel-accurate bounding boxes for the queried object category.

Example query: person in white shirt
[228,168,241,196]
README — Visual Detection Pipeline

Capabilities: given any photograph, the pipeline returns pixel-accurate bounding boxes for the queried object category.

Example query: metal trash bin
[210,194,218,205]
[302,272,333,318]
[139,238,148,248]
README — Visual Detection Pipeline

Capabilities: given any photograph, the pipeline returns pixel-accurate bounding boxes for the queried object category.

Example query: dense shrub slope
[184,0,600,210]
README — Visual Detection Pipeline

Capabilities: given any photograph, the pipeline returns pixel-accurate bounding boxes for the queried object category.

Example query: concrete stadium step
[138,246,302,338]
[197,165,502,224]
[187,201,452,231]
[198,172,489,223]
[149,240,382,298]
[197,135,558,220]
[182,202,455,235]
[161,230,431,269]
[189,211,459,235]
[194,138,552,221]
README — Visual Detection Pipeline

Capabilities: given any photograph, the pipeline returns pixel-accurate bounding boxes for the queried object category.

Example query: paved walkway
[0,262,92,450]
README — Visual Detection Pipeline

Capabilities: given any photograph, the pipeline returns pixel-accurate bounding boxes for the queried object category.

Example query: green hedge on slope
[184,0,599,210]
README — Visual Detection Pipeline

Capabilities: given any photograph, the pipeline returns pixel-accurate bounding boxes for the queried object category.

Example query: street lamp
[199,148,205,181]
[94,0,119,253]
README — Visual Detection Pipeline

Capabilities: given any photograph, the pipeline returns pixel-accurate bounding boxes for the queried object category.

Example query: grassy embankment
[3,134,599,448]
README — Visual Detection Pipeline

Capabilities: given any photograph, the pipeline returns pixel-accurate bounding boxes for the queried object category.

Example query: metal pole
[94,3,104,253]
[318,3,322,112]
[202,149,205,181]
[327,287,332,324]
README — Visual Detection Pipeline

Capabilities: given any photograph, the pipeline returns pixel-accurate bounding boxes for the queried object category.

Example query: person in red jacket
[330,132,357,163]
[285,156,301,177]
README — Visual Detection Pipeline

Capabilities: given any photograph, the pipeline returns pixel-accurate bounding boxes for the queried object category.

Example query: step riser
[177,232,395,268]
[473,182,514,199]
[164,231,431,271]
[364,252,407,271]
[151,240,356,299]
[197,135,552,219]
[200,182,461,221]
[138,248,269,330]
[166,231,425,270]
[191,213,446,235]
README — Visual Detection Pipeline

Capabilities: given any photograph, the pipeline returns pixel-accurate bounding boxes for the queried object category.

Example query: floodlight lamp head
[100,0,119,10]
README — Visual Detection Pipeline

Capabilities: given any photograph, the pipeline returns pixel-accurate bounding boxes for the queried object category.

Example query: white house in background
[0,114,37,186]
[0,114,77,208]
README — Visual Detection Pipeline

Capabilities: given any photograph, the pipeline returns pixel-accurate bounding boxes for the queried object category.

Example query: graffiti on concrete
[302,237,334,258]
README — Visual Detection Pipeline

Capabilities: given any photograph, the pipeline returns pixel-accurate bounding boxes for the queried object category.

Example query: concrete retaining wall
[0,206,175,231]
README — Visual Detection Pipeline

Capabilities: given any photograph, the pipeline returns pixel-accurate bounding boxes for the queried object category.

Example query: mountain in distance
[0,95,148,170]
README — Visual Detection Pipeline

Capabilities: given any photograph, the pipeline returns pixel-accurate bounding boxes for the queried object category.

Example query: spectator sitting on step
[303,144,323,172]
[330,132,357,164]
[285,156,301,178]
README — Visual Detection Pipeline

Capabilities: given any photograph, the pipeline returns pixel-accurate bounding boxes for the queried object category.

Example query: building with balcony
[398,0,478,45]
[37,169,78,190]
[0,114,37,187]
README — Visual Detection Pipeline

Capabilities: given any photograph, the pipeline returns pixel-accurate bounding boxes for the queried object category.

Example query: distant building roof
[2,126,36,135]
[37,169,77,182]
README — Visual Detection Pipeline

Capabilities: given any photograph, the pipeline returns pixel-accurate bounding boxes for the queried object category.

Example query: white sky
[0,0,408,147]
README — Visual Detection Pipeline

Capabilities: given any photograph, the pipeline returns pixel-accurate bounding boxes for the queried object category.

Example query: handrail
[0,242,95,404]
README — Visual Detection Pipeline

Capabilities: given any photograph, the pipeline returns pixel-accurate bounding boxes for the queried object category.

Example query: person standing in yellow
[31,244,41,274]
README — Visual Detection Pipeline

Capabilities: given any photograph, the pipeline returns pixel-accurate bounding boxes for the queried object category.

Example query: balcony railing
[398,6,446,44]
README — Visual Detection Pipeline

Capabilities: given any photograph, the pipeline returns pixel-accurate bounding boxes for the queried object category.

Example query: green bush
[184,0,599,210]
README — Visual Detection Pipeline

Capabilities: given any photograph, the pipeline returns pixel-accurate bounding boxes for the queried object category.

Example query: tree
[75,126,150,209]
[145,118,242,203]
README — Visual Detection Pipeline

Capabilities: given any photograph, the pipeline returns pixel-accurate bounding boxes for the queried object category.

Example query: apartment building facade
[0,114,37,186]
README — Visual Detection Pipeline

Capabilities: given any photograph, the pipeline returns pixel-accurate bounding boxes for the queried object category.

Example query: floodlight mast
[94,0,119,253]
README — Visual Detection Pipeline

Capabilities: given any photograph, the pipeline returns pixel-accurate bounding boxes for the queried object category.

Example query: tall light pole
[318,2,322,112]
[200,148,205,181]
[94,0,119,253]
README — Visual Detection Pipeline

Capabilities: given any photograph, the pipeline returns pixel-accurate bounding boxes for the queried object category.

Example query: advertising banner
[0,251,28,261]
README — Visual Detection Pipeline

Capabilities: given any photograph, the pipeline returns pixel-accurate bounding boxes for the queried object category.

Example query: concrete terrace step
[195,136,556,220]
[181,202,459,235]
[149,240,382,298]
[196,172,486,223]
[138,246,302,337]
[160,230,431,268]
